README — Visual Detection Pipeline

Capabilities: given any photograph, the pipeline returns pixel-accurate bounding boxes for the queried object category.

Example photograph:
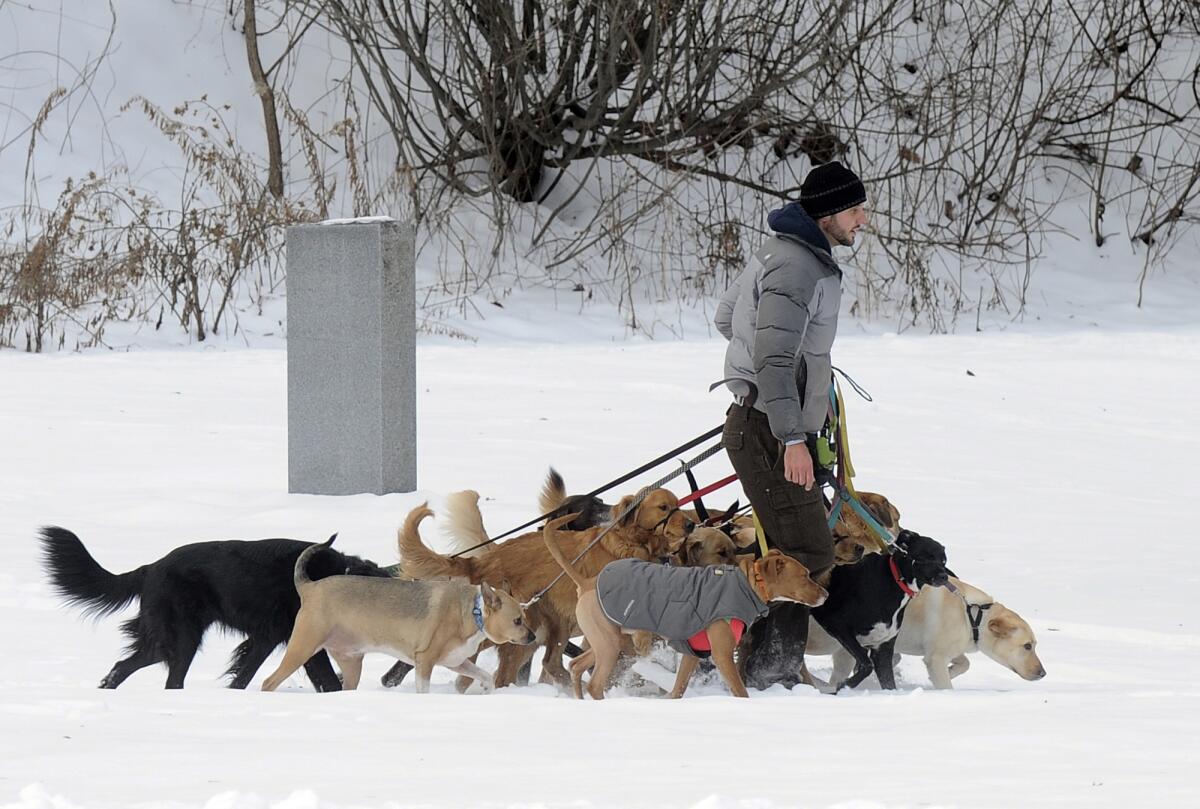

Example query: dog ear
[479,581,502,610]
[988,617,1016,638]
[864,495,898,530]
[612,494,638,526]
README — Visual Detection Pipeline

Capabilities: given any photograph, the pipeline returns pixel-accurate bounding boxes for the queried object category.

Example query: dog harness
[964,601,994,645]
[595,559,769,657]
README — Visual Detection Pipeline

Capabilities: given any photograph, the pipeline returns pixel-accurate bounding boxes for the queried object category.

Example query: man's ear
[612,495,637,526]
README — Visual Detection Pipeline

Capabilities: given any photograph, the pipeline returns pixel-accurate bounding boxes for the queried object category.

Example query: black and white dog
[811,529,950,691]
[40,527,389,690]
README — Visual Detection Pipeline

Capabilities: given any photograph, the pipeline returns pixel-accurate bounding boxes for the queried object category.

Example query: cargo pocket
[764,483,825,557]
[721,430,744,451]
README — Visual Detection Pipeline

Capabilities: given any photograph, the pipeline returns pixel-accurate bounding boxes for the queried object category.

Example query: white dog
[807,576,1046,689]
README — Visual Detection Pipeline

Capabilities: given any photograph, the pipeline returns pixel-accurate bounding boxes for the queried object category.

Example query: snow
[2,329,1198,808]
[2,2,1199,807]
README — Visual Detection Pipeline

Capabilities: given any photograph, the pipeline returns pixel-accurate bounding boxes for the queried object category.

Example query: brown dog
[261,533,535,693]
[671,525,739,567]
[831,490,900,559]
[398,488,692,688]
[542,514,827,699]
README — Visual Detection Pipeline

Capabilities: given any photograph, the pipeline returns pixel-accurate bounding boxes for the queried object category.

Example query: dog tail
[398,500,477,581]
[438,490,496,559]
[39,526,145,618]
[542,513,587,589]
[538,468,568,517]
[294,535,337,589]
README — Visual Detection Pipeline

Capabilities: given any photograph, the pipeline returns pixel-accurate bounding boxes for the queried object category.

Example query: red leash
[677,473,738,507]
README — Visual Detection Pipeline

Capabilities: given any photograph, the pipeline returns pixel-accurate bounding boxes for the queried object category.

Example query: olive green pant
[723,402,833,688]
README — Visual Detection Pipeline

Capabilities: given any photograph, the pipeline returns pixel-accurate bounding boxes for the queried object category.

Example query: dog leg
[99,646,161,689]
[569,649,594,699]
[164,629,204,689]
[330,653,364,690]
[708,622,749,698]
[495,641,537,689]
[830,646,855,685]
[381,660,414,688]
[826,630,873,691]
[577,625,620,701]
[303,651,343,693]
[262,614,327,692]
[450,660,496,693]
[454,650,483,694]
[924,654,955,689]
[668,654,700,699]
[413,656,436,694]
[226,637,277,690]
[870,638,899,690]
[538,627,573,689]
[948,654,970,681]
[799,662,836,695]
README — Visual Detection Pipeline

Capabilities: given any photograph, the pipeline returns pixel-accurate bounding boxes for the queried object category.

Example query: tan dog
[830,490,901,561]
[671,525,739,567]
[543,514,828,700]
[806,576,1045,689]
[262,531,535,693]
[399,488,692,688]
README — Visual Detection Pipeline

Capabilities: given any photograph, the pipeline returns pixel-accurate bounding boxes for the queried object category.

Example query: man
[713,160,868,689]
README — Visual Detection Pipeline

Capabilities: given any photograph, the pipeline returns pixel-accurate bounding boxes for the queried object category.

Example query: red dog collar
[889,556,918,597]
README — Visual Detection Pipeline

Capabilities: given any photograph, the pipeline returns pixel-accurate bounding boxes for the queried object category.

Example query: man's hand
[783,442,816,490]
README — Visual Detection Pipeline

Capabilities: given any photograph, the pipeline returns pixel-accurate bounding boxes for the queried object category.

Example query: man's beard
[824,221,857,246]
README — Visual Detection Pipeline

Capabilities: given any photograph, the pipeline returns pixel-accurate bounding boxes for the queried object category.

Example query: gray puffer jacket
[595,559,769,656]
[714,203,842,444]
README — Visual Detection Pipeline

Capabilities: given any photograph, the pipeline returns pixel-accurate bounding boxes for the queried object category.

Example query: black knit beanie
[799,161,866,219]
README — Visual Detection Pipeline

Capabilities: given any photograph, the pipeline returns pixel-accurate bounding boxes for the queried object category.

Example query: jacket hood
[767,202,831,254]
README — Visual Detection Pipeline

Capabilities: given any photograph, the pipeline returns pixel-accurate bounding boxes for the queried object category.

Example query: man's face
[820,204,868,247]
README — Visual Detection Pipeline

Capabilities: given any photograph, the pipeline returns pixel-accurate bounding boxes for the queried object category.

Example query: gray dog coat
[595,559,769,656]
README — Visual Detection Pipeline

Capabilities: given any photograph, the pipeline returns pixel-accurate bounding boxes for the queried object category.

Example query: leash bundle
[449,424,723,558]
[524,435,727,607]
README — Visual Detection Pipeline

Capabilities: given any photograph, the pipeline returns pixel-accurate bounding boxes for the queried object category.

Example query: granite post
[286,218,416,495]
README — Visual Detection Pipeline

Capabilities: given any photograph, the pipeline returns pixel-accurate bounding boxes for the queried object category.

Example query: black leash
[525,437,725,606]
[449,424,724,558]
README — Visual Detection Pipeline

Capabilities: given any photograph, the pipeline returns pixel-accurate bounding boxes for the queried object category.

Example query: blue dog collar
[472,592,485,632]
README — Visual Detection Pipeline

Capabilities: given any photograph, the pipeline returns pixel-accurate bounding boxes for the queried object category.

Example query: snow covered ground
[2,327,1198,809]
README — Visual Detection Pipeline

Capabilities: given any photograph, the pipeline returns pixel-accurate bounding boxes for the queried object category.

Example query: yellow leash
[753,509,770,558]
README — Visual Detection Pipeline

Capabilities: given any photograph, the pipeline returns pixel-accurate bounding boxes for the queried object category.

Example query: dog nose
[684,520,696,532]
[1035,667,1046,679]
[852,546,864,560]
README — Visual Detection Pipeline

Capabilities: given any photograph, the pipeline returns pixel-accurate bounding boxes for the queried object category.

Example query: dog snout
[1031,666,1046,680]
[684,519,696,533]
[851,545,865,561]
[521,630,537,645]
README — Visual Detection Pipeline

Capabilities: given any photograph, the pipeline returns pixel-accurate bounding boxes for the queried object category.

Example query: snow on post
[286,217,416,495]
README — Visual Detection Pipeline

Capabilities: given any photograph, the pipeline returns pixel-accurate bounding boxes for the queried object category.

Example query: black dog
[40,527,389,690]
[811,529,950,691]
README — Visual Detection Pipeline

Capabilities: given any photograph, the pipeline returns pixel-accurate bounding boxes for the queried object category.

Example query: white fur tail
[538,468,568,517]
[439,490,494,559]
